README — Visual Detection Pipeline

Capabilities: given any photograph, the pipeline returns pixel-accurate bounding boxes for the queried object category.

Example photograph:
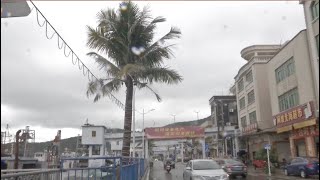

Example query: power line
[29,1,124,110]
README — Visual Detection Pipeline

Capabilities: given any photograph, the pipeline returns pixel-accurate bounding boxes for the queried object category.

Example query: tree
[148,140,155,156]
[86,1,182,158]
[254,148,278,163]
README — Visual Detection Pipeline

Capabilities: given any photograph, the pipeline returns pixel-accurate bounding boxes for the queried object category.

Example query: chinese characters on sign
[291,124,319,139]
[145,126,205,139]
[274,101,315,128]
[242,123,257,134]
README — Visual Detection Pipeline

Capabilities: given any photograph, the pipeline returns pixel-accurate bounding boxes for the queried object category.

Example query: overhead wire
[28,0,125,110]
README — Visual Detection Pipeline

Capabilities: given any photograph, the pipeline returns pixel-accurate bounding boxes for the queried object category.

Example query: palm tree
[86,1,182,158]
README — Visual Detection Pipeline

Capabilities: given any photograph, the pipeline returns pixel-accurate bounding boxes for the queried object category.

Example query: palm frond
[86,26,127,66]
[87,52,120,77]
[157,27,181,44]
[139,44,176,67]
[117,64,145,78]
[136,81,162,102]
[136,67,183,84]
[101,79,123,94]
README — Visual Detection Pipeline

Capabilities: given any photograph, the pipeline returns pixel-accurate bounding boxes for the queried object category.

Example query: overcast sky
[1,1,306,142]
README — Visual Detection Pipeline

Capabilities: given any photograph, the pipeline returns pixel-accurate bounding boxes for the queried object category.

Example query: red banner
[145,126,205,140]
[273,101,315,128]
[242,123,258,135]
[291,125,319,139]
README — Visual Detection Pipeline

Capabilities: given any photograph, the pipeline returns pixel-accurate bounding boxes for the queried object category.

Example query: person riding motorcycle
[164,159,172,169]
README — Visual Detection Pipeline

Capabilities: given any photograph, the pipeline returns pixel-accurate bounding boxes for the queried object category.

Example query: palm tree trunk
[122,78,133,158]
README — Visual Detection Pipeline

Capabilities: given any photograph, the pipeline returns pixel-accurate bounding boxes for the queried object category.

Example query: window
[238,79,244,92]
[92,131,96,137]
[246,70,253,83]
[275,57,295,83]
[92,145,101,155]
[239,97,246,110]
[247,90,255,105]
[311,1,319,20]
[249,111,257,124]
[278,88,299,112]
[241,116,247,128]
[116,141,120,145]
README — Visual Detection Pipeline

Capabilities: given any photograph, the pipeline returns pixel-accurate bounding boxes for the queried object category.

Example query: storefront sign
[290,124,319,139]
[241,123,257,135]
[145,126,205,140]
[274,101,315,132]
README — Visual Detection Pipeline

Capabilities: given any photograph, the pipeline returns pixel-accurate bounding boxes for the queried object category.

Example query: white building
[81,125,108,167]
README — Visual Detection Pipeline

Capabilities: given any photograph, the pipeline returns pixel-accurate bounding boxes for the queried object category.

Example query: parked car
[284,157,319,178]
[215,158,247,178]
[183,159,229,180]
[1,160,7,170]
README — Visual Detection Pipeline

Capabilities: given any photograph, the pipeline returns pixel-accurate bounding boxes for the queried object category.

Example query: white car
[183,159,229,180]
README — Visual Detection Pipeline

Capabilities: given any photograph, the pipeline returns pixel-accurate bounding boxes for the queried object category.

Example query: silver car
[183,159,229,180]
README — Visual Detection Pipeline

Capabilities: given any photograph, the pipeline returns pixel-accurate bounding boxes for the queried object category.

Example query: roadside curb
[247,172,319,180]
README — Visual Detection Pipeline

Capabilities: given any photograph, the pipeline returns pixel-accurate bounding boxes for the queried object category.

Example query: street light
[215,100,225,157]
[136,108,155,159]
[171,114,176,123]
[194,110,200,120]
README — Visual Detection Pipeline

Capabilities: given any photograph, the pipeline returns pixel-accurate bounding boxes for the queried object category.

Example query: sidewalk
[247,165,318,180]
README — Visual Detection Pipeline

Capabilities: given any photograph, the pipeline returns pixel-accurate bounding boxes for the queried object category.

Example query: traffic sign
[264,144,271,150]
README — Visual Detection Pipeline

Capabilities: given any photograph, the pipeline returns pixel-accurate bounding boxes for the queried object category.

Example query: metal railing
[1,156,148,180]
[1,169,61,180]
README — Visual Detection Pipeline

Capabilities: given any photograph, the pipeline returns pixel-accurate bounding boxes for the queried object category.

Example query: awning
[293,118,316,129]
[277,125,293,133]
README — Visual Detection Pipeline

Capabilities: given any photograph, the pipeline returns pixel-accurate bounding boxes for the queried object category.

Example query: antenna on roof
[84,118,90,126]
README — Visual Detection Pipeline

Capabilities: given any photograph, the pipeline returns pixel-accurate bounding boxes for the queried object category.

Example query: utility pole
[132,85,136,157]
[140,108,155,159]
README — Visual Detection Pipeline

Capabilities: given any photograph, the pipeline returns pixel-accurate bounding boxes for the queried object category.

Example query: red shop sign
[291,125,319,139]
[145,126,205,140]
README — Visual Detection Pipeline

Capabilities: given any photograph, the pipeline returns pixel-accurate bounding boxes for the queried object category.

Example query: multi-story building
[209,95,239,157]
[300,0,319,111]
[268,29,319,158]
[233,45,291,161]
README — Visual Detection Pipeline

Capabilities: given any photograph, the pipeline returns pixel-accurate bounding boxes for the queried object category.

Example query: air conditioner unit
[226,122,231,126]
[229,109,234,112]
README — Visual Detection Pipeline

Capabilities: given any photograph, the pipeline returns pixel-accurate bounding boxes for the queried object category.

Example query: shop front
[274,101,319,158]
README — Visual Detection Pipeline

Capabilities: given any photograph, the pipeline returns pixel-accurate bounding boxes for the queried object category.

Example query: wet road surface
[149,160,314,180]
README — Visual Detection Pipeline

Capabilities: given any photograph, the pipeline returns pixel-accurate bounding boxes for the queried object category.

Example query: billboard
[145,126,205,140]
[273,101,316,133]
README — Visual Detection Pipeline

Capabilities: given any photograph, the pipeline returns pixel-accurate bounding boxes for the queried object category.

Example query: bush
[254,148,278,163]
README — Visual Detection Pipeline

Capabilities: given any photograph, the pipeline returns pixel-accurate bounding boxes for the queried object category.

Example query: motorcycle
[166,164,171,173]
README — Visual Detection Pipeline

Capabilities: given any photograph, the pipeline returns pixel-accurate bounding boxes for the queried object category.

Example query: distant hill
[163,116,210,127]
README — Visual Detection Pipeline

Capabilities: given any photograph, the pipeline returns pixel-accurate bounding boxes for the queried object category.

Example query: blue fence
[60,156,147,180]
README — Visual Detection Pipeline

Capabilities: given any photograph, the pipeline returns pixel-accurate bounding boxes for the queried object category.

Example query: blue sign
[264,144,271,150]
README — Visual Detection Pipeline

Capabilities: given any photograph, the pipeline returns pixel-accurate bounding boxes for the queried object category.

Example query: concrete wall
[82,126,105,145]
[254,64,273,130]
[268,30,316,115]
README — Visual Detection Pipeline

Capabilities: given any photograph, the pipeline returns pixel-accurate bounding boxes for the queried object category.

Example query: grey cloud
[1,1,306,141]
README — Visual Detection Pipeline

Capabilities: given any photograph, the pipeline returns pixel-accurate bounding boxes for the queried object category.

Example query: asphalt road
[149,161,315,180]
